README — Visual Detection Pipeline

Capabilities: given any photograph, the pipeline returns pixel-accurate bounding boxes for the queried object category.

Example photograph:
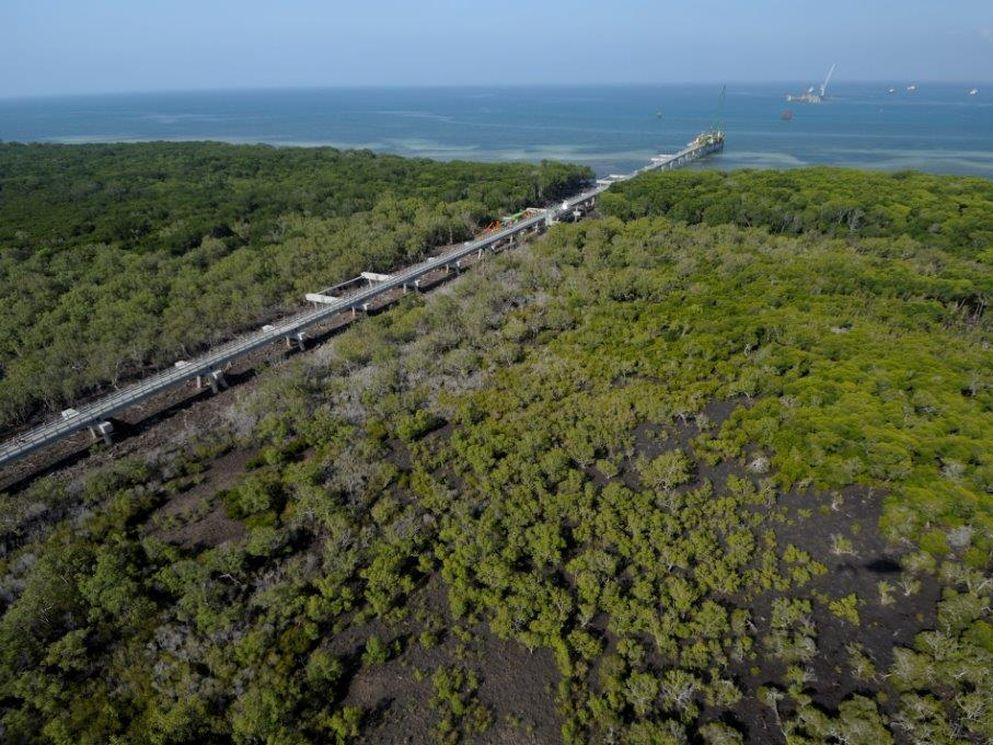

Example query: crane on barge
[787,63,836,104]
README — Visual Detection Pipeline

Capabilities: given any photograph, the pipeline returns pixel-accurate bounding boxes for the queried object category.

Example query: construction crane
[712,84,726,134]
[819,63,836,98]
[690,85,726,150]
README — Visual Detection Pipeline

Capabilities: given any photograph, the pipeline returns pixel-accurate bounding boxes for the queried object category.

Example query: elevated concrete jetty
[0,130,724,469]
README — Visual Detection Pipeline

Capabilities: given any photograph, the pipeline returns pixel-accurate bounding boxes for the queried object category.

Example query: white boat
[969,88,979,96]
[887,87,897,94]
[907,84,918,92]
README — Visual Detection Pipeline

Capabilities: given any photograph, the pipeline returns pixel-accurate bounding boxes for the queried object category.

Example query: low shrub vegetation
[1,160,991,742]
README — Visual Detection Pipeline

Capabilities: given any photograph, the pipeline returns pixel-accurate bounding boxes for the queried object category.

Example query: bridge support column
[285,332,306,350]
[89,420,114,446]
[414,279,422,292]
[206,370,227,394]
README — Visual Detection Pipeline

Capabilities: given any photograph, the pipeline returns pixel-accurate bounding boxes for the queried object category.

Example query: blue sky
[2,0,992,97]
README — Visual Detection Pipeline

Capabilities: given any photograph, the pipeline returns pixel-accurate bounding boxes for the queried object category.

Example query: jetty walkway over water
[0,131,724,469]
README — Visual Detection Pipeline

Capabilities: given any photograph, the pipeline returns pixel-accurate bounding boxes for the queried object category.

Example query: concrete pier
[206,370,227,394]
[285,331,307,350]
[89,421,114,445]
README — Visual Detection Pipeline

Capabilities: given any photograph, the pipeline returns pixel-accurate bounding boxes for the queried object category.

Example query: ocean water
[1,84,992,178]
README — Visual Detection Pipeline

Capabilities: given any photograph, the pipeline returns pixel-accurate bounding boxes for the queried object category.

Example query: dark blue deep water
[1,84,992,177]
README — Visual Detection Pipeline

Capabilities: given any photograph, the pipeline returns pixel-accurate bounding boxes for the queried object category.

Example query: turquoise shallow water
[1,84,992,177]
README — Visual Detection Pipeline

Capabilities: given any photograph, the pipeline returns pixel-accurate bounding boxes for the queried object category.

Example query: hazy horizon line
[3,79,991,103]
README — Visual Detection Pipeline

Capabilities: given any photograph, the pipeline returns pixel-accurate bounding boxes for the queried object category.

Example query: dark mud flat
[728,482,941,743]
[344,630,560,744]
[147,448,255,549]
[574,399,945,744]
[772,486,940,702]
[326,578,562,744]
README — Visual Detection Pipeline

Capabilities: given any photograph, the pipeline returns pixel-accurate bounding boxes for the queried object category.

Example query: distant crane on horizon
[787,63,836,104]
